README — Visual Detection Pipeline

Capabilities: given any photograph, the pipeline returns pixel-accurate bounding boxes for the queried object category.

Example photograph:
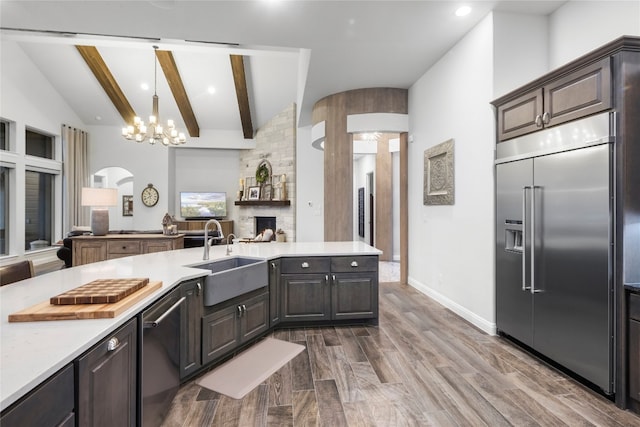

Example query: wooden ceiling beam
[155,50,200,138]
[75,45,136,124]
[230,55,254,139]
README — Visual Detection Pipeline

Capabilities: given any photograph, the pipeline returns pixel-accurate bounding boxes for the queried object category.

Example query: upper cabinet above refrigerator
[495,57,611,142]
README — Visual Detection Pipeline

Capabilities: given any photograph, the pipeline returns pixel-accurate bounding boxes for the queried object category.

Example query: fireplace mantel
[234,200,291,207]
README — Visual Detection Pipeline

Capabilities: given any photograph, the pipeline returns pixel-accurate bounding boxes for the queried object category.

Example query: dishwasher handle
[144,297,185,328]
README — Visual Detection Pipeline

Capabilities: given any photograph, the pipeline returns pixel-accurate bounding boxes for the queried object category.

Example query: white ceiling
[0,1,565,136]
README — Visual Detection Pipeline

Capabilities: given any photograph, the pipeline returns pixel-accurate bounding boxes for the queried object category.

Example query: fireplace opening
[255,216,276,240]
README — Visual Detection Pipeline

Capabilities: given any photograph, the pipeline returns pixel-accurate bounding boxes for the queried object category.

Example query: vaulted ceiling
[0,1,565,140]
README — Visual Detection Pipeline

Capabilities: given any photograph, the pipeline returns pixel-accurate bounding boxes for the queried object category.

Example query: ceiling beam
[230,55,254,139]
[155,50,200,138]
[75,45,136,124]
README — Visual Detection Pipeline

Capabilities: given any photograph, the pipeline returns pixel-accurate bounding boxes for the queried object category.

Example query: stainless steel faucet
[226,233,237,256]
[202,219,224,260]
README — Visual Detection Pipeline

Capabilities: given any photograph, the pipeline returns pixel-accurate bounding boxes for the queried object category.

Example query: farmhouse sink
[191,256,268,306]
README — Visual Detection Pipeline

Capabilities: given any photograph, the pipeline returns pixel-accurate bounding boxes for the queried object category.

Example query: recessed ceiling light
[95,116,102,121]
[455,6,471,17]
[141,82,149,91]
[208,86,216,95]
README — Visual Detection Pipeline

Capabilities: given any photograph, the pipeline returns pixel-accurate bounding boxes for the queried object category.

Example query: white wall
[172,148,241,221]
[295,125,324,242]
[408,14,496,333]
[0,40,83,261]
[549,1,640,68]
[492,12,549,99]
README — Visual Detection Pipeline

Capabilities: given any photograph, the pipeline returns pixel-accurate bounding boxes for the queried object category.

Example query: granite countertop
[0,241,381,411]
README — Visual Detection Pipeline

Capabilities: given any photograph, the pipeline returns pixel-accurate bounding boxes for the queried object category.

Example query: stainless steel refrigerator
[495,112,614,394]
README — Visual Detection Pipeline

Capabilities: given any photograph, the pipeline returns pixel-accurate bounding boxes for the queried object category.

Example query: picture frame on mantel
[248,186,261,200]
[424,139,455,205]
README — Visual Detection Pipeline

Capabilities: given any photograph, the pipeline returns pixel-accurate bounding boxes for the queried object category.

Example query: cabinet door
[497,88,543,141]
[76,318,137,427]
[73,240,107,266]
[239,292,269,343]
[281,273,330,322]
[180,279,203,379]
[630,319,640,404]
[202,305,239,364]
[269,260,281,327]
[143,239,173,253]
[0,365,74,427]
[331,272,378,320]
[544,57,611,128]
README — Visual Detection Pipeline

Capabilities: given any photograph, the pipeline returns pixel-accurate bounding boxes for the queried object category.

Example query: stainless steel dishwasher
[140,288,184,427]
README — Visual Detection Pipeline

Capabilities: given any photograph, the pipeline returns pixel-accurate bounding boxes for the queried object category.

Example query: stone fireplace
[235,103,296,241]
[255,216,276,236]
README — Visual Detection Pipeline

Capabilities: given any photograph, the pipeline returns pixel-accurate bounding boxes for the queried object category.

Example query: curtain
[62,125,89,232]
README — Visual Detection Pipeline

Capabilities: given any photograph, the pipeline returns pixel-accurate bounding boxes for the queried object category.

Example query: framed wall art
[424,139,455,205]
[122,195,133,216]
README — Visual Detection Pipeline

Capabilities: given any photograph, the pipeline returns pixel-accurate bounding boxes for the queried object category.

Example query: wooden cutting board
[49,278,150,305]
[8,281,162,322]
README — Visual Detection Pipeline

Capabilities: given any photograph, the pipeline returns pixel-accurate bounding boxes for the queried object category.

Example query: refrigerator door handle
[522,186,531,291]
[530,185,541,294]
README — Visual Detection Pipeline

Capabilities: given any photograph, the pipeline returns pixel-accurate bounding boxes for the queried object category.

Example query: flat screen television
[180,191,227,219]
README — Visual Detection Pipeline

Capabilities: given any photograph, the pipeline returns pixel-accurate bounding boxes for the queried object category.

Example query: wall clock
[141,183,159,207]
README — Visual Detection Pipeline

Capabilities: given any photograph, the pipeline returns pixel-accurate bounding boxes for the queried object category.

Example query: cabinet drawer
[630,292,640,321]
[1,364,74,427]
[107,240,141,254]
[281,257,330,274]
[331,256,378,273]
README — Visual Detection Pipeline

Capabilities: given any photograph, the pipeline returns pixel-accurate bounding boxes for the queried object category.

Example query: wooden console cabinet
[174,220,233,236]
[72,234,184,266]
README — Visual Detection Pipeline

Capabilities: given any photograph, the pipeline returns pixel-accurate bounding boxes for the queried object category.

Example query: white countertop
[0,241,380,411]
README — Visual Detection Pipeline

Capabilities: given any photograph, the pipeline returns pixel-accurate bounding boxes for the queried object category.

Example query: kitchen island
[0,241,380,413]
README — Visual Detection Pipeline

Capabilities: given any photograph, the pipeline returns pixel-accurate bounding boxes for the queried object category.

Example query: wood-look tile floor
[162,282,640,426]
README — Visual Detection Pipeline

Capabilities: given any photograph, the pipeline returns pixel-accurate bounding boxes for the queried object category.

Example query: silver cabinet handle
[237,305,243,317]
[350,261,358,267]
[107,337,120,352]
[196,282,202,296]
[325,275,329,284]
[301,262,310,269]
[542,112,550,125]
[332,274,336,284]
[242,304,247,314]
[144,297,186,328]
[271,262,276,269]
[535,114,543,127]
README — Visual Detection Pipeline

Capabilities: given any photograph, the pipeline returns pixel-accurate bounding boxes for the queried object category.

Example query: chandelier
[122,46,186,145]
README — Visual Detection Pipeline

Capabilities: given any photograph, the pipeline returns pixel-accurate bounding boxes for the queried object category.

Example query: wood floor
[161,282,640,426]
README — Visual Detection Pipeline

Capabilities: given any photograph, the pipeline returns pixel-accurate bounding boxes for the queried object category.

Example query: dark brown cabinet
[496,58,611,141]
[0,364,75,427]
[76,318,138,427]
[180,278,203,379]
[202,291,269,364]
[280,256,378,323]
[629,292,640,412]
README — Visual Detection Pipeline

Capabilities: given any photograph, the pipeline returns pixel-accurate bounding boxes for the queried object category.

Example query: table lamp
[82,187,118,236]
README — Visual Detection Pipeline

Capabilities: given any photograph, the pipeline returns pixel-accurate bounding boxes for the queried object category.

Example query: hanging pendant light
[121,46,187,145]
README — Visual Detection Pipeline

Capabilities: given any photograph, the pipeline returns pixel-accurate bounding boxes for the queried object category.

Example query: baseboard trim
[407,277,497,336]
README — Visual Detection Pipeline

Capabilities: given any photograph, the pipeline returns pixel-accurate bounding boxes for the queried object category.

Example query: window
[26,129,54,159]
[0,120,8,151]
[0,167,8,255]
[24,170,54,250]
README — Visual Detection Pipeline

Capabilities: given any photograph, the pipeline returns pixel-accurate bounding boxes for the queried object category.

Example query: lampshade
[82,187,118,236]
[81,187,118,207]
